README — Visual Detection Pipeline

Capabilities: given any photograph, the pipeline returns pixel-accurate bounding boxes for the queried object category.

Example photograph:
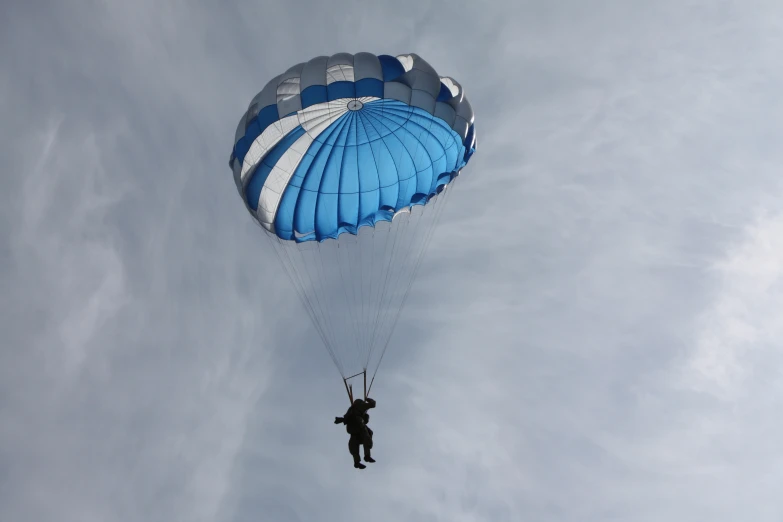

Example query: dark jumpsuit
[336,398,376,465]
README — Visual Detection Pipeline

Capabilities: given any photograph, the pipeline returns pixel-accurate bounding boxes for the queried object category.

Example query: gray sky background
[2,0,783,521]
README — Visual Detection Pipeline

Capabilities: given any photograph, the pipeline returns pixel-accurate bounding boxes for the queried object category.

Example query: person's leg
[363,430,375,463]
[349,435,365,469]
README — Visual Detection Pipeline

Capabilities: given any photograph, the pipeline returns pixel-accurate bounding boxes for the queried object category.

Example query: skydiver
[334,397,376,469]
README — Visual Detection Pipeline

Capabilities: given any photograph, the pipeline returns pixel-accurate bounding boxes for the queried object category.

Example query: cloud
[686,210,783,399]
[3,0,783,521]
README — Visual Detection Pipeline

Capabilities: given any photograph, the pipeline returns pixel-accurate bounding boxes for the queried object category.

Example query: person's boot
[364,449,375,463]
[353,455,366,469]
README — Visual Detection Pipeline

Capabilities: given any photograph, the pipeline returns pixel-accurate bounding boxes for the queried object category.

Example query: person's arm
[334,416,345,424]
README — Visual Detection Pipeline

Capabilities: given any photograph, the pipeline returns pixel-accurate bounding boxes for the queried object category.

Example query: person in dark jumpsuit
[334,397,376,469]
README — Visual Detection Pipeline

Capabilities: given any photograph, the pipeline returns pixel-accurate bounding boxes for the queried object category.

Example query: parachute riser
[343,369,368,404]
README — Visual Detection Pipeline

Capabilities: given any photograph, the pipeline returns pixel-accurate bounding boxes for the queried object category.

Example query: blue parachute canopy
[229,52,476,243]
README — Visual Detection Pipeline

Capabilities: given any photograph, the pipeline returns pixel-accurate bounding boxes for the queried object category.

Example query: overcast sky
[3,0,783,521]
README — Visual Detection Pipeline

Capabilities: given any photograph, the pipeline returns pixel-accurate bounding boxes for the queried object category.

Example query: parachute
[228,52,476,402]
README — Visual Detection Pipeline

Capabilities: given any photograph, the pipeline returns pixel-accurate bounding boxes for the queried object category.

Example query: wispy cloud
[3,0,783,521]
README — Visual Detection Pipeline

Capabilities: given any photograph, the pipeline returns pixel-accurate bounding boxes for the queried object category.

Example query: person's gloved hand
[334,417,344,424]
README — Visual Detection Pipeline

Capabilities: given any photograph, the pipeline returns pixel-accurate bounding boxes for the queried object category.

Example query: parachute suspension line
[363,217,420,383]
[268,237,329,352]
[367,211,437,394]
[267,234,342,373]
[395,185,456,330]
[366,210,427,390]
[336,239,364,374]
[370,196,433,359]
[366,182,457,396]
[289,238,352,378]
[278,238,344,373]
[364,206,413,369]
[359,229,371,370]
[369,209,418,358]
[367,224,388,357]
[399,183,457,316]
[353,224,382,382]
[343,378,353,404]
[306,243,345,372]
[332,241,360,378]
[304,240,349,378]
[364,217,399,367]
[365,212,409,366]
[294,243,344,371]
[368,226,388,364]
[349,384,354,403]
[348,238,368,374]
[342,369,367,402]
[358,233,368,368]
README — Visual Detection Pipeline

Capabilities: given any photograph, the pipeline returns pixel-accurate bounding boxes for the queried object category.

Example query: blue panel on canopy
[244,125,307,211]
[327,81,355,100]
[378,55,405,81]
[301,85,328,108]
